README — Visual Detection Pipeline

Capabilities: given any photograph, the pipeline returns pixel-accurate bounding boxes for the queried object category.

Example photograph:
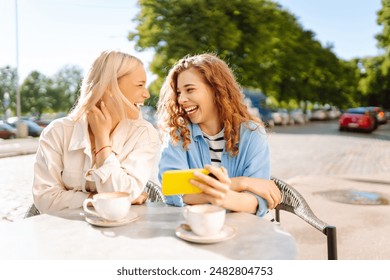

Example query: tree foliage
[363,0,390,108]
[129,0,360,108]
[0,65,83,119]
[20,71,52,118]
[51,65,83,112]
[0,66,17,117]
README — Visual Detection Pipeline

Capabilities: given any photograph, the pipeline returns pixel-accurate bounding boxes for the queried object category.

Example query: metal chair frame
[144,180,165,203]
[24,203,40,218]
[25,180,165,218]
[271,176,337,260]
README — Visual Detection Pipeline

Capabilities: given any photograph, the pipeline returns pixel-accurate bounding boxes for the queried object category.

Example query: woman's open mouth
[184,105,198,115]
[135,103,144,110]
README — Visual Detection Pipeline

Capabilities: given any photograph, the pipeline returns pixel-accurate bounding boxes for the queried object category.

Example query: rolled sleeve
[241,125,270,217]
[244,191,269,217]
[90,153,119,184]
[68,191,90,209]
[165,195,185,207]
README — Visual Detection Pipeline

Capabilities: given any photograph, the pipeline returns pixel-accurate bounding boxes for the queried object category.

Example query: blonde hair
[157,53,263,156]
[69,50,143,120]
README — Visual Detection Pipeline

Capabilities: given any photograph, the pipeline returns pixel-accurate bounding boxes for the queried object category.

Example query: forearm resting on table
[230,177,281,209]
[183,193,209,205]
[231,177,266,192]
[222,191,258,214]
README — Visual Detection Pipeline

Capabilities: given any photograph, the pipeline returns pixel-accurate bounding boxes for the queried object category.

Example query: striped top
[202,129,225,167]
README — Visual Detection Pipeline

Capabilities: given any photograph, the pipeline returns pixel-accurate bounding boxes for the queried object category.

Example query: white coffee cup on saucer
[183,204,226,236]
[83,192,132,221]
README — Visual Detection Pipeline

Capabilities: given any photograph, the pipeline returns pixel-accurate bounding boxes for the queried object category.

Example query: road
[1,120,389,259]
[271,119,390,141]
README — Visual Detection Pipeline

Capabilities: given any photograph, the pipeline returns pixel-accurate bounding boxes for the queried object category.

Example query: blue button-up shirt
[158,122,270,217]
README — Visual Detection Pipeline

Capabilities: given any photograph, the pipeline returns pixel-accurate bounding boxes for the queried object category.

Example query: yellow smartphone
[162,168,212,196]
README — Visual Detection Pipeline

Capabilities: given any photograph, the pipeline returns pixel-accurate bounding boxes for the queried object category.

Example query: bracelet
[94,145,111,156]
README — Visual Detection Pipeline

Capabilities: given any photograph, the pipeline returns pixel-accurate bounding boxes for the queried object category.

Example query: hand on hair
[87,99,112,146]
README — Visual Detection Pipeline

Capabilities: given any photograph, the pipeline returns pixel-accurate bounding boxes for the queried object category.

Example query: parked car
[8,119,43,137]
[339,107,376,133]
[310,108,328,121]
[270,109,282,125]
[242,89,274,128]
[326,106,341,119]
[34,119,53,128]
[258,107,275,128]
[366,106,387,125]
[243,97,276,128]
[243,97,261,119]
[271,109,291,125]
[386,110,390,120]
[280,109,294,125]
[290,109,306,125]
[0,121,17,139]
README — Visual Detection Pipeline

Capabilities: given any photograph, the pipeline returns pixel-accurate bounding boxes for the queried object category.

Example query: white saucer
[85,212,139,227]
[175,225,236,244]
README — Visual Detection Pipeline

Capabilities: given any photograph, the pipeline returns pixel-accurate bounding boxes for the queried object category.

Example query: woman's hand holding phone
[190,165,231,207]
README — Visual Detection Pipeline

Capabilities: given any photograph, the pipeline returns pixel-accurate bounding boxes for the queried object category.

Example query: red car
[339,107,376,133]
[0,121,17,139]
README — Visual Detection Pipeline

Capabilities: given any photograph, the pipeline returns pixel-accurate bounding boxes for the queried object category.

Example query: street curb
[0,138,39,159]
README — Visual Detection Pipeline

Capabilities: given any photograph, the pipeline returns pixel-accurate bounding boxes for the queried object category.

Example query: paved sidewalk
[1,134,389,260]
[267,133,390,260]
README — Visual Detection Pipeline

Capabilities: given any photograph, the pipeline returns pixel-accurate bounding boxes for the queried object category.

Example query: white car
[310,108,328,120]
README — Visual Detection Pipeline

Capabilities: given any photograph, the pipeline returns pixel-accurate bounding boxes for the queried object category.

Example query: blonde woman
[33,50,160,213]
[157,53,281,217]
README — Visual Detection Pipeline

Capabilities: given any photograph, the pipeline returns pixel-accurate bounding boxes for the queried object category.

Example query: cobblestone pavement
[0,154,35,222]
[1,133,389,259]
[267,132,390,260]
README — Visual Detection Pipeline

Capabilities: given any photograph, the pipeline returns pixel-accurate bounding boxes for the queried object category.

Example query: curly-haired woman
[157,53,280,217]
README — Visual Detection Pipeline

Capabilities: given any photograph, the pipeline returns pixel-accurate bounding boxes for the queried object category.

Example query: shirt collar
[69,116,89,151]
[68,116,128,156]
[190,123,204,141]
[109,120,128,155]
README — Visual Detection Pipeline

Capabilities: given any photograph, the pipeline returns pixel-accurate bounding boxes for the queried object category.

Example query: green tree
[20,71,52,118]
[358,55,390,107]
[370,0,390,108]
[0,66,17,117]
[129,0,359,107]
[51,65,83,113]
[129,0,291,97]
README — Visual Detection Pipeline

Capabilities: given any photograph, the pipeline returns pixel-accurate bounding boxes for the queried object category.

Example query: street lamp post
[15,0,26,138]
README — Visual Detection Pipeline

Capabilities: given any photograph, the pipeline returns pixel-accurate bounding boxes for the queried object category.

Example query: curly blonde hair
[157,53,264,157]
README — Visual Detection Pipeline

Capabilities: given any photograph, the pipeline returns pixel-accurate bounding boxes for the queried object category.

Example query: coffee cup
[83,192,131,221]
[183,204,226,236]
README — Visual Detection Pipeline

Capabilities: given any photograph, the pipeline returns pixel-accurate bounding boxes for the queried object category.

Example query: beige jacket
[33,116,160,213]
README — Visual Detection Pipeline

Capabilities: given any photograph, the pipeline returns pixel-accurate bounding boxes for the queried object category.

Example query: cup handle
[83,198,99,217]
[183,206,190,219]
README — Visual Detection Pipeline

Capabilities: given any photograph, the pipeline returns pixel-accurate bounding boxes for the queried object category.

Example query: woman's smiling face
[118,64,149,109]
[177,68,222,135]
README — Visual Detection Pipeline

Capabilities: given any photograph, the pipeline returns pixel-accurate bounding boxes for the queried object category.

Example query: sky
[0,0,383,84]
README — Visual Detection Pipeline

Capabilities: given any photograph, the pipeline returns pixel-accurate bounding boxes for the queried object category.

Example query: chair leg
[275,208,280,222]
[326,226,337,260]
